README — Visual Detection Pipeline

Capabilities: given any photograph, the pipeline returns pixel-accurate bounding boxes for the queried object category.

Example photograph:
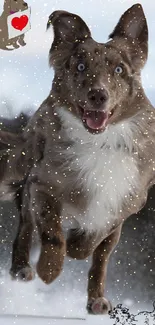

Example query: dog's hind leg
[30,183,66,284]
[87,224,122,315]
[10,187,35,281]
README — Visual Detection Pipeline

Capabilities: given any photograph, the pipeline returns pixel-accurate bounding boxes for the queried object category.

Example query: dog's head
[48,4,148,134]
[4,0,28,14]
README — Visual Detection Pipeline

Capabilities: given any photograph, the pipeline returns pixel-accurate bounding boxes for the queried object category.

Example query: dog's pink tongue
[83,110,108,130]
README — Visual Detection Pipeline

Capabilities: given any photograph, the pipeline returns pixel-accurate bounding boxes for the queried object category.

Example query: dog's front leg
[18,34,26,46]
[87,224,122,314]
[30,183,66,284]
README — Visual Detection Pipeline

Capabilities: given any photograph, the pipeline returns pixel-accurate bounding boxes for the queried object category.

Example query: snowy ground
[0,315,115,325]
[0,243,115,324]
[1,199,155,325]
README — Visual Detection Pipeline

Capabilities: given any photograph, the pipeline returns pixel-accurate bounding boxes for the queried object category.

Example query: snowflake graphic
[109,302,155,325]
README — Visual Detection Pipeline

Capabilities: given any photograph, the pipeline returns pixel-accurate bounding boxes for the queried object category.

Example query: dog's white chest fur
[59,109,139,233]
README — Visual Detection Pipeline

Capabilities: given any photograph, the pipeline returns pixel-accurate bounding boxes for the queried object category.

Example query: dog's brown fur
[0,0,28,50]
[0,4,155,315]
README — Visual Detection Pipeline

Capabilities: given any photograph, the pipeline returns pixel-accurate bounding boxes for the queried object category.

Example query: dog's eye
[115,66,123,74]
[77,63,85,72]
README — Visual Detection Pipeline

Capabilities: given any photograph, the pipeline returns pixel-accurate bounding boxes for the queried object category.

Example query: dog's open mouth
[79,107,114,132]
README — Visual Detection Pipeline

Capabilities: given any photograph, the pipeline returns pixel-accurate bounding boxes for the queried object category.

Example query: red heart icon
[11,15,28,31]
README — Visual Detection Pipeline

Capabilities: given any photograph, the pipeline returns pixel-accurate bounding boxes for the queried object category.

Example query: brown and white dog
[0,0,28,50]
[0,3,155,315]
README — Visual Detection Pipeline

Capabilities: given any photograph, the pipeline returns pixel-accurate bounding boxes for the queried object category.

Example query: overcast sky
[0,0,154,116]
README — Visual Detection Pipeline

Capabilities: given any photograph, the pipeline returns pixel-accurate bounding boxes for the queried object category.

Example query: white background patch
[7,7,31,40]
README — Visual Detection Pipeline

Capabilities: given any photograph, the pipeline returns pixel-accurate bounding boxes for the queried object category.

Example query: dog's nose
[24,2,28,6]
[88,89,109,108]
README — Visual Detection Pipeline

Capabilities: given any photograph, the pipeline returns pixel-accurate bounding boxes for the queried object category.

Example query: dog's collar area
[10,11,17,14]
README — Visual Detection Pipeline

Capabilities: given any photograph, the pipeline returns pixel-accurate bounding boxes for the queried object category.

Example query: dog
[0,3,155,315]
[0,0,28,50]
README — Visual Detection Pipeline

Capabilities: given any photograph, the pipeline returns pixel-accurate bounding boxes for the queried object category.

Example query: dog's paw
[36,259,63,284]
[13,44,20,49]
[87,297,112,315]
[36,265,55,284]
[10,265,35,282]
[36,250,64,284]
[20,40,26,46]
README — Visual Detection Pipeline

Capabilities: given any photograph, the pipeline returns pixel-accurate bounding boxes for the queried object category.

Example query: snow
[0,273,86,319]
[0,252,113,324]
[0,316,86,325]
[0,249,154,325]
[0,315,114,325]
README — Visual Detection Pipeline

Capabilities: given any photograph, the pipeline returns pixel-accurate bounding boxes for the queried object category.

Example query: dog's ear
[47,10,91,67]
[109,4,148,69]
[3,0,11,13]
[47,10,91,45]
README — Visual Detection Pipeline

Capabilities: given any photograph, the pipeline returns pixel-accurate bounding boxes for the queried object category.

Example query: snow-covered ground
[0,315,115,325]
[0,317,87,325]
[0,225,155,325]
[0,247,119,324]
